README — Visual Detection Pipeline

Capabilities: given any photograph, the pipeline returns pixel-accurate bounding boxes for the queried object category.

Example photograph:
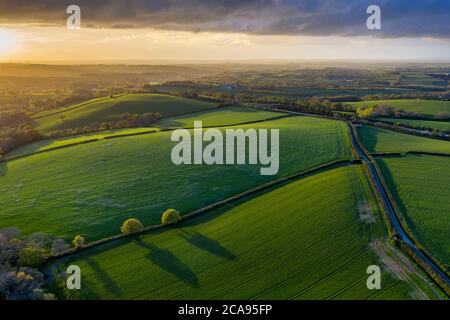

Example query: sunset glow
[0,29,16,55]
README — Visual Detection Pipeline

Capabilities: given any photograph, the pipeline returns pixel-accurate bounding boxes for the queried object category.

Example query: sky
[0,0,449,62]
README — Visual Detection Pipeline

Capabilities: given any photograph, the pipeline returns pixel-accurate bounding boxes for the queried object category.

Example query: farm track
[348,123,450,293]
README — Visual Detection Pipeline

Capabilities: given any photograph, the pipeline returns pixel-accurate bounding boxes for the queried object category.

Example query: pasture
[376,155,450,268]
[6,107,282,160]
[50,165,439,300]
[155,106,283,128]
[356,126,450,154]
[33,94,217,131]
[0,116,353,241]
[3,127,158,160]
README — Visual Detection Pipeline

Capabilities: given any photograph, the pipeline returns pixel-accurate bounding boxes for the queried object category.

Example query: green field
[3,127,158,160]
[33,94,217,131]
[396,73,448,88]
[377,118,450,132]
[156,106,283,128]
[377,155,450,268]
[5,107,283,160]
[0,116,353,241]
[356,126,450,154]
[50,165,439,300]
[348,99,450,116]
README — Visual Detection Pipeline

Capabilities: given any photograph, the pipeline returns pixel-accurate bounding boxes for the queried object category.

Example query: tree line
[0,111,161,156]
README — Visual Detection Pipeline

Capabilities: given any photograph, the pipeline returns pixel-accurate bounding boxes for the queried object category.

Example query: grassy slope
[0,116,353,241]
[3,128,158,160]
[6,107,283,160]
[348,99,450,116]
[356,126,450,154]
[377,155,450,268]
[377,118,450,132]
[156,106,283,128]
[33,94,217,131]
[51,166,438,300]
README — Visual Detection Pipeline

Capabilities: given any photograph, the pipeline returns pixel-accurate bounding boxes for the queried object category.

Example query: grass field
[3,127,159,160]
[377,118,450,132]
[377,155,450,268]
[0,116,353,241]
[347,99,450,116]
[50,165,440,300]
[356,126,450,154]
[6,107,282,160]
[33,94,217,131]
[155,106,283,128]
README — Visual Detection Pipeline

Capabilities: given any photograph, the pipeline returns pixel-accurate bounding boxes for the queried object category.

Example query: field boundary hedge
[371,151,450,158]
[47,159,358,261]
[353,118,450,141]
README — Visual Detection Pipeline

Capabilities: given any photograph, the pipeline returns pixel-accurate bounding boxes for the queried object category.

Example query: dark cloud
[0,0,449,38]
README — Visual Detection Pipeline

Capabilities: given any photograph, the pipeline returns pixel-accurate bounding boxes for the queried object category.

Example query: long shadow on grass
[134,238,199,288]
[178,229,236,261]
[0,162,8,176]
[85,257,124,298]
[359,126,380,153]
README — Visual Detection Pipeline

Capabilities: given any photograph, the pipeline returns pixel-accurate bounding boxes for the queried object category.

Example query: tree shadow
[178,229,237,261]
[0,162,7,176]
[4,133,55,159]
[360,126,380,153]
[85,257,124,298]
[134,238,199,288]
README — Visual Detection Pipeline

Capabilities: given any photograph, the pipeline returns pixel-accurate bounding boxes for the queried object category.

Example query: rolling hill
[33,94,217,131]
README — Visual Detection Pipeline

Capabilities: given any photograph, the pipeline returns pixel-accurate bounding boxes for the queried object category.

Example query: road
[348,123,450,287]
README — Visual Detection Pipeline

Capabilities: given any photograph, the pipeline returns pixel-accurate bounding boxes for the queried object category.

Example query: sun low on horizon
[0,28,17,56]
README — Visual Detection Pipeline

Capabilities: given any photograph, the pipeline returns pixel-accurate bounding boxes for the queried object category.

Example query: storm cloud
[0,0,448,38]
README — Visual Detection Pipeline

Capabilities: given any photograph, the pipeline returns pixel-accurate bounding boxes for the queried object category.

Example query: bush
[72,235,85,249]
[18,248,47,267]
[161,209,181,225]
[120,218,144,234]
[51,239,69,256]
[0,227,56,299]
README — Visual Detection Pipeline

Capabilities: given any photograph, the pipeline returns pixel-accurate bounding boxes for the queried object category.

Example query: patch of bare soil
[358,201,376,224]
[370,239,441,300]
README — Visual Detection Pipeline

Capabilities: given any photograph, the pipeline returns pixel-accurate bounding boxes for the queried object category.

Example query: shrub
[51,239,69,256]
[72,235,85,249]
[161,208,181,225]
[18,248,47,267]
[120,218,144,234]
